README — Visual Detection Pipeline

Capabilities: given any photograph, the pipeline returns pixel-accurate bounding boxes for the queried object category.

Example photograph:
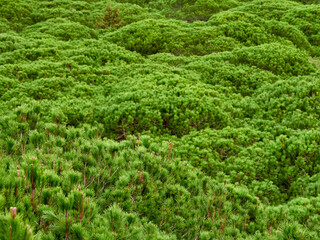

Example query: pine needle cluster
[96,4,123,29]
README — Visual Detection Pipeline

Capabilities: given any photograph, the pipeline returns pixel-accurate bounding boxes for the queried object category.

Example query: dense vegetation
[0,0,320,239]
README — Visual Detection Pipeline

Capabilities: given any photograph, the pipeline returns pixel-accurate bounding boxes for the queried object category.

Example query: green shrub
[229,43,316,76]
[22,18,98,40]
[0,0,34,31]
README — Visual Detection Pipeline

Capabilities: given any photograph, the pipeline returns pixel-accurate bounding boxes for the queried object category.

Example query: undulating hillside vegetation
[1,0,320,239]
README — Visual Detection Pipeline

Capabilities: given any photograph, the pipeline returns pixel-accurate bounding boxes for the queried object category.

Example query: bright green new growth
[0,0,320,239]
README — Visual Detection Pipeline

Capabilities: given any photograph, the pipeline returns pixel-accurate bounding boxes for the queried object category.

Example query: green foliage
[0,18,11,33]
[186,57,280,95]
[0,0,34,31]
[106,19,244,56]
[117,3,165,25]
[116,0,241,21]
[102,73,234,137]
[208,10,312,51]
[22,18,98,41]
[180,0,240,22]
[229,43,316,76]
[234,0,320,55]
[30,0,98,28]
[293,0,320,3]
[1,0,320,239]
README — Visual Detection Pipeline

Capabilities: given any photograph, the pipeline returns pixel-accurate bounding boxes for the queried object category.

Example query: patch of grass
[309,58,320,68]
